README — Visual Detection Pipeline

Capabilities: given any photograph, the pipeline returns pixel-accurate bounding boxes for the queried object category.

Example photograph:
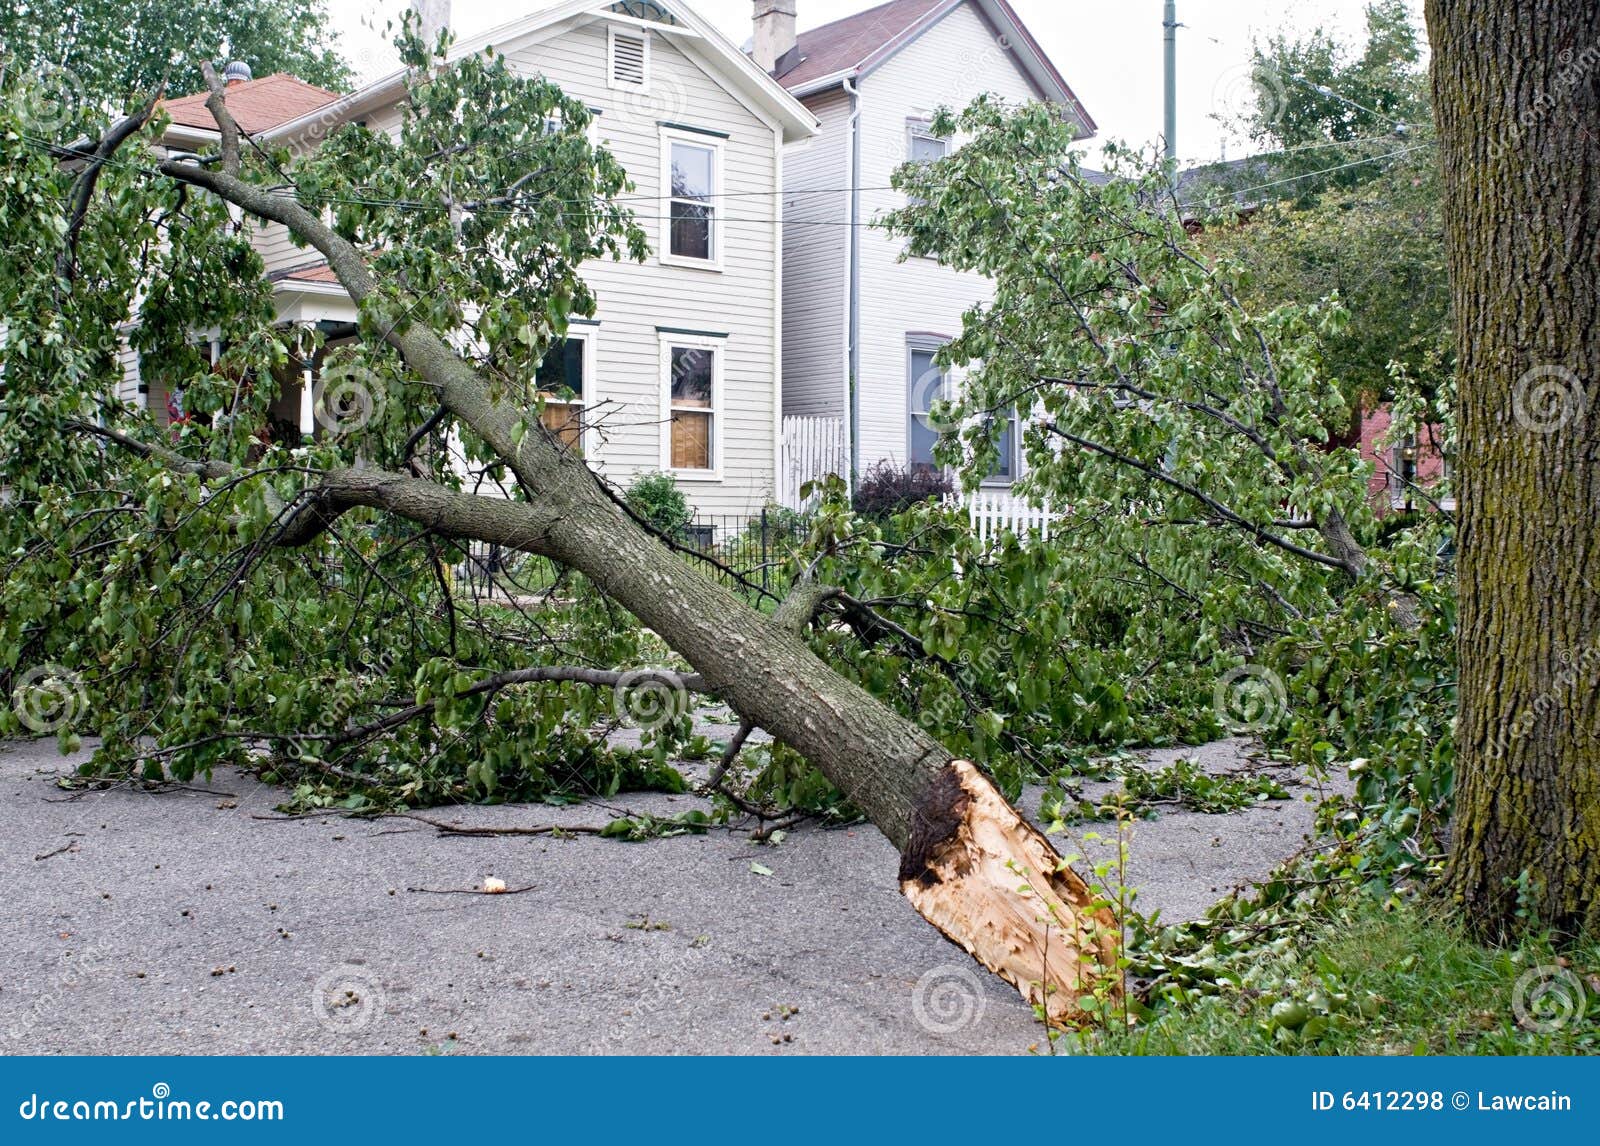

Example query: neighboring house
[126,0,818,519]
[752,0,1095,486]
[1356,404,1453,515]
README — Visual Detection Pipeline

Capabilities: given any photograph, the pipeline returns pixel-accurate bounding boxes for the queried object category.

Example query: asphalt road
[0,736,1335,1055]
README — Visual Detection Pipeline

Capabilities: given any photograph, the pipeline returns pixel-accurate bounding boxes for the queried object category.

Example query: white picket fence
[777,415,849,510]
[946,489,1057,547]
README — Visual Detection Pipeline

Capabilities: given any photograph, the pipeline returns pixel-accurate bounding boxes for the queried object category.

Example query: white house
[754,0,1094,487]
[133,0,818,519]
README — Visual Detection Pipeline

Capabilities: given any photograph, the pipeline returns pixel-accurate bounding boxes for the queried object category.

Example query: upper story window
[609,26,650,89]
[906,121,949,210]
[662,130,722,268]
[908,127,949,166]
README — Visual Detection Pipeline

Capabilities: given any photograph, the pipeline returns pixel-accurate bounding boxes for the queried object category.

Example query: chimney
[412,0,451,51]
[223,60,252,85]
[752,0,797,75]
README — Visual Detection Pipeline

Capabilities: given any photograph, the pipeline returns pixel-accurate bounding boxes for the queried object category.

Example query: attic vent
[609,26,649,88]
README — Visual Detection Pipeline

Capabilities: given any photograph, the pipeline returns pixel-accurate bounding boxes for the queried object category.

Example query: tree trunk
[1428,0,1600,937]
[154,162,1119,1024]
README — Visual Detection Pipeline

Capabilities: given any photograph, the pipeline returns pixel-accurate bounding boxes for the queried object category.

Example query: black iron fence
[454,507,811,604]
[667,508,810,599]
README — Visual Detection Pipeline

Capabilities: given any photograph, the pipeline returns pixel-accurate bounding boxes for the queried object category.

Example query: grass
[1070,899,1600,1055]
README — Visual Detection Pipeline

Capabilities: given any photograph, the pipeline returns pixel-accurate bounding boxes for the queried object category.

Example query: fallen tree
[0,33,1117,1022]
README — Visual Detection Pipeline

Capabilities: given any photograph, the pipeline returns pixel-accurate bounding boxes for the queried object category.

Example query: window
[662,336,721,475]
[536,336,588,449]
[985,410,1020,484]
[606,1,681,26]
[608,26,650,89]
[908,128,949,166]
[908,344,948,472]
[664,135,719,265]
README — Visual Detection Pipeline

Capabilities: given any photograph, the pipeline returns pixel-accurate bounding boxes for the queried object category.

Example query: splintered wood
[901,760,1121,1027]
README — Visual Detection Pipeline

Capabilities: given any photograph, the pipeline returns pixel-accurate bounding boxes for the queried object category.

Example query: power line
[17,132,1429,232]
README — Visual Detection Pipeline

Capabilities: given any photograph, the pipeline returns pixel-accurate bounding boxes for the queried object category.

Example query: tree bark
[1428,0,1600,937]
[150,160,1118,1021]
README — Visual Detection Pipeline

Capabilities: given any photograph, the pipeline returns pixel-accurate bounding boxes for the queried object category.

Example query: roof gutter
[844,75,861,487]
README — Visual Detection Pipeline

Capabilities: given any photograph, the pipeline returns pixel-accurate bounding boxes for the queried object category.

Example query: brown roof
[160,73,341,135]
[777,0,946,91]
[270,261,340,285]
[774,0,1094,134]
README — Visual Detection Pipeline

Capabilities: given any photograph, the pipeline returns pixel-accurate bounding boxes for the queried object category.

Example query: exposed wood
[110,84,1120,1020]
[901,761,1120,1026]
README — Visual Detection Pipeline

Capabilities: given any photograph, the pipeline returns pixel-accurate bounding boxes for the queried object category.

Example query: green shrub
[626,471,693,536]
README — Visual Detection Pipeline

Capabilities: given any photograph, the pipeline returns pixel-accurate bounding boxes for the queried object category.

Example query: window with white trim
[664,135,719,264]
[662,337,720,474]
[907,342,948,472]
[536,332,592,450]
[907,126,949,165]
[905,121,949,207]
[608,26,650,89]
[984,409,1021,485]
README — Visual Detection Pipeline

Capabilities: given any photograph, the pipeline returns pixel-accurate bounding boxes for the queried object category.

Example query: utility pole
[1163,0,1178,162]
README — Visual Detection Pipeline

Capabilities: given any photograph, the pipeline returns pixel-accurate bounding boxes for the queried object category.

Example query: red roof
[270,261,339,285]
[777,0,946,91]
[160,73,341,135]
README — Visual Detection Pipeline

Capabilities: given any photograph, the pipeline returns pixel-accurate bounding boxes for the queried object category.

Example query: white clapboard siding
[946,489,1055,548]
[777,415,848,509]
[851,2,1040,472]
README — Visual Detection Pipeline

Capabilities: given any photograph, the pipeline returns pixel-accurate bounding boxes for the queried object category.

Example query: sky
[322,0,1425,165]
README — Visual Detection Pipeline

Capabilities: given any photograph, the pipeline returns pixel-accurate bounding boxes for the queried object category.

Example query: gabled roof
[160,73,341,135]
[775,0,1095,139]
[776,0,943,91]
[268,0,819,145]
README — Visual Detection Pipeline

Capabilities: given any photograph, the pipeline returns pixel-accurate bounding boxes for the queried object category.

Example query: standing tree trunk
[1428,0,1600,937]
